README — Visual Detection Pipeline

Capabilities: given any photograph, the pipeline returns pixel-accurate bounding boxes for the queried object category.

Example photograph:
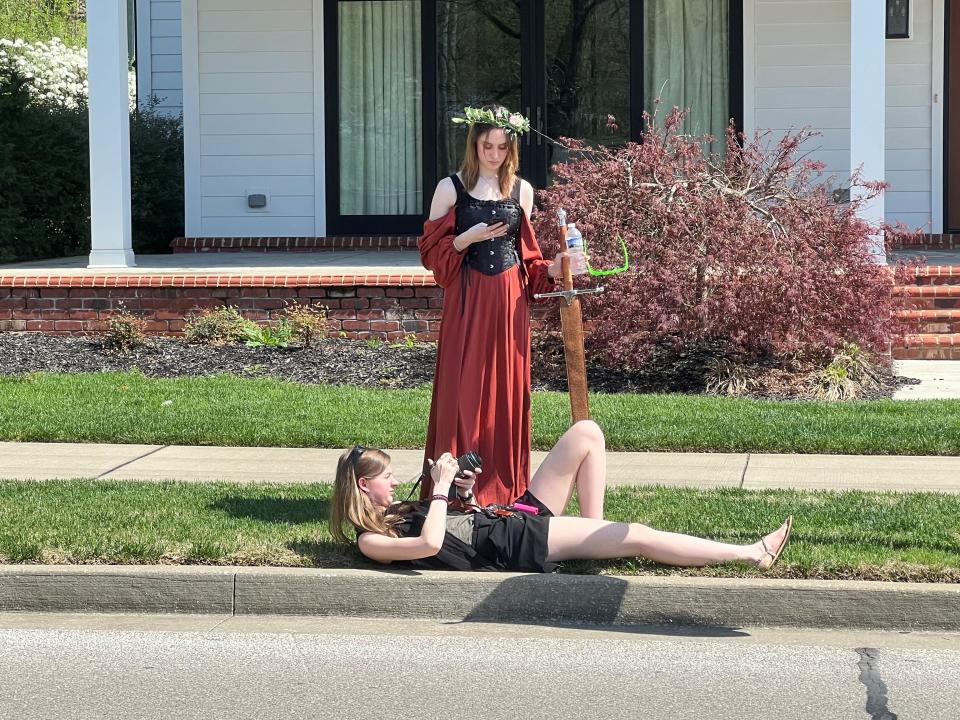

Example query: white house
[88,0,944,267]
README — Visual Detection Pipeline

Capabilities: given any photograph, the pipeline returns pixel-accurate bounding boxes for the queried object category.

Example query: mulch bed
[0,332,915,400]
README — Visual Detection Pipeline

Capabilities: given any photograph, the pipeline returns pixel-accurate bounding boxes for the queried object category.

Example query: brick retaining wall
[0,275,445,340]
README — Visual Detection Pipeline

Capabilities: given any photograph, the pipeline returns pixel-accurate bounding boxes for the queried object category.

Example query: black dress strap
[450,173,467,204]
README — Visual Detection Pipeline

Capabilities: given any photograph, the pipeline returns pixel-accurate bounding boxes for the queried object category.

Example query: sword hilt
[533,286,605,306]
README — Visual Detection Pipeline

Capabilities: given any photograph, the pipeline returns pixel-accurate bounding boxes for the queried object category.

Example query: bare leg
[546,516,793,568]
[527,420,606,518]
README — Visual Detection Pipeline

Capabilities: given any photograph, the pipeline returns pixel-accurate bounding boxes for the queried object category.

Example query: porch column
[86,0,136,268]
[850,0,886,261]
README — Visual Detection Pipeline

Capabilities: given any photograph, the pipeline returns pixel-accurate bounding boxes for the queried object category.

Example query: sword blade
[558,254,590,423]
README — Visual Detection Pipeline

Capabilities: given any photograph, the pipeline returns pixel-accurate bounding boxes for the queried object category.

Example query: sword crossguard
[533,286,605,306]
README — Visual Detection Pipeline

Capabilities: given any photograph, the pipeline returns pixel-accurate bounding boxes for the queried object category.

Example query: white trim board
[313,0,326,236]
[181,0,201,236]
[932,0,945,233]
[742,0,756,137]
[134,0,152,108]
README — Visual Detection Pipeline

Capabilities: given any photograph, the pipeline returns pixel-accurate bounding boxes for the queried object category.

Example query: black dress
[360,490,557,573]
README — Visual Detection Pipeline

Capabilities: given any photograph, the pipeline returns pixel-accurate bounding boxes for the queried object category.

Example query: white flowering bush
[0,36,136,109]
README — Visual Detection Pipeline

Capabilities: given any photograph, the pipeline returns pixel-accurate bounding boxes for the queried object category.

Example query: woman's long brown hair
[330,447,402,542]
[459,104,521,199]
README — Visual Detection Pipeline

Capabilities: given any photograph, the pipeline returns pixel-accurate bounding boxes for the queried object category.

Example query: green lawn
[2,479,957,581]
[0,372,958,454]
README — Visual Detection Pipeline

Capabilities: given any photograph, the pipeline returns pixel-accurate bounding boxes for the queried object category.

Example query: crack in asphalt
[856,647,898,720]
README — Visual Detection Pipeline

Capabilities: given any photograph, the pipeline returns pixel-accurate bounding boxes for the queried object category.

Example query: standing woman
[418,105,564,506]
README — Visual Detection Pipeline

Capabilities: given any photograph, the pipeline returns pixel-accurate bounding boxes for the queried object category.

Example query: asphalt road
[1,613,958,720]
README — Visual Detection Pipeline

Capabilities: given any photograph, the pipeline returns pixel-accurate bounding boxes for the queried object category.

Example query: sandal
[757,516,793,571]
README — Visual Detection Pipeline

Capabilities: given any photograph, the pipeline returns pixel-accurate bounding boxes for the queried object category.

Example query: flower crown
[451,106,531,136]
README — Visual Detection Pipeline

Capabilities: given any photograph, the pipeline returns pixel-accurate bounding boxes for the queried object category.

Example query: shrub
[0,64,89,262]
[532,109,919,370]
[281,300,329,348]
[0,39,182,261]
[129,99,184,254]
[184,306,247,345]
[103,309,147,353]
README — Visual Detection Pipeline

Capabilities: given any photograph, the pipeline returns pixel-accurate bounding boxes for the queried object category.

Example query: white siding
[886,0,934,229]
[193,0,317,237]
[751,0,935,229]
[149,0,183,115]
[753,0,852,179]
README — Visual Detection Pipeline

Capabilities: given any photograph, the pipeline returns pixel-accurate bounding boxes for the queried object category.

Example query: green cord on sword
[583,233,630,277]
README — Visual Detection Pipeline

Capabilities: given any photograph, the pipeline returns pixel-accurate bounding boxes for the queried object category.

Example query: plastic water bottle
[565,223,587,275]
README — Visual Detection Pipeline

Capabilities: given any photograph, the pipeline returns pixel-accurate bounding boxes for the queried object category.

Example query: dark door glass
[436,0,523,179]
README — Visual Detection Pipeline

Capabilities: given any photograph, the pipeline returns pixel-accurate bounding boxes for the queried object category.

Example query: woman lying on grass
[330,421,792,573]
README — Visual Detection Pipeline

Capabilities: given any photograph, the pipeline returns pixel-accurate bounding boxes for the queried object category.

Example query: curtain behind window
[644,0,728,154]
[339,1,423,215]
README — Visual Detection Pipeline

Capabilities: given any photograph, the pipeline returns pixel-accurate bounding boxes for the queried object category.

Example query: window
[886,0,909,39]
[326,0,425,233]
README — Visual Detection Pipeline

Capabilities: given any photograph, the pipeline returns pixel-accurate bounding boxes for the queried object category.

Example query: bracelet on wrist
[430,494,450,504]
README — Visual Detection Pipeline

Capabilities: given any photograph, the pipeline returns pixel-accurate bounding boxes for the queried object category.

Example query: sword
[534,210,604,423]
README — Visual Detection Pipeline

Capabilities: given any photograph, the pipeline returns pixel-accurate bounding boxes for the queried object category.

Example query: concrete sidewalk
[2,441,959,493]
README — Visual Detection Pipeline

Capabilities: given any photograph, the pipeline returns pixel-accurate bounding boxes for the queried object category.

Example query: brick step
[900,266,960,286]
[890,234,960,251]
[892,333,960,360]
[171,236,419,253]
[894,309,960,334]
[893,285,960,311]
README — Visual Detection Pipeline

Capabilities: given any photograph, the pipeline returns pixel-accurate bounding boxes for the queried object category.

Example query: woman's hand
[453,468,480,498]
[453,221,508,252]
[428,453,459,495]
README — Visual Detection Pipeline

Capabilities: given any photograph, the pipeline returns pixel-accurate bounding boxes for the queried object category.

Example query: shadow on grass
[210,496,330,524]
[285,539,373,568]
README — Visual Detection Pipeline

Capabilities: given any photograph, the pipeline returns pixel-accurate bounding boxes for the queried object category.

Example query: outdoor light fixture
[886,0,909,39]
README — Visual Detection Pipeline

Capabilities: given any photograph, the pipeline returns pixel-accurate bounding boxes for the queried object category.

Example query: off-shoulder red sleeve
[518,211,555,300]
[418,209,463,288]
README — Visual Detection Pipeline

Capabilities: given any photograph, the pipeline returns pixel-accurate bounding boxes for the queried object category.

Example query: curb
[2,566,960,631]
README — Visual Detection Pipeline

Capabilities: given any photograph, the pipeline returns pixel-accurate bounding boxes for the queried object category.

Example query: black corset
[465,238,519,275]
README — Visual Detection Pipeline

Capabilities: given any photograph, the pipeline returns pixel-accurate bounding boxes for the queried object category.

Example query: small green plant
[242,320,293,348]
[806,342,883,401]
[184,307,247,345]
[103,308,148,353]
[281,300,328,348]
[365,336,383,349]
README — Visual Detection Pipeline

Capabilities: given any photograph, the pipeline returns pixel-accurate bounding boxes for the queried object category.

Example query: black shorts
[471,490,557,573]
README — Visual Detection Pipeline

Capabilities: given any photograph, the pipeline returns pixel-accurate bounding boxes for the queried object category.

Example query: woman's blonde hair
[459,104,520,199]
[330,446,402,542]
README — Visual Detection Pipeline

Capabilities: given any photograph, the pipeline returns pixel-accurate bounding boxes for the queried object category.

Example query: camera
[455,451,483,478]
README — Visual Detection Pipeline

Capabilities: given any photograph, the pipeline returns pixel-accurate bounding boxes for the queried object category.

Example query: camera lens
[456,451,482,478]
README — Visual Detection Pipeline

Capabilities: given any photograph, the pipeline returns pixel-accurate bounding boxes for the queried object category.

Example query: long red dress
[418,176,554,505]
